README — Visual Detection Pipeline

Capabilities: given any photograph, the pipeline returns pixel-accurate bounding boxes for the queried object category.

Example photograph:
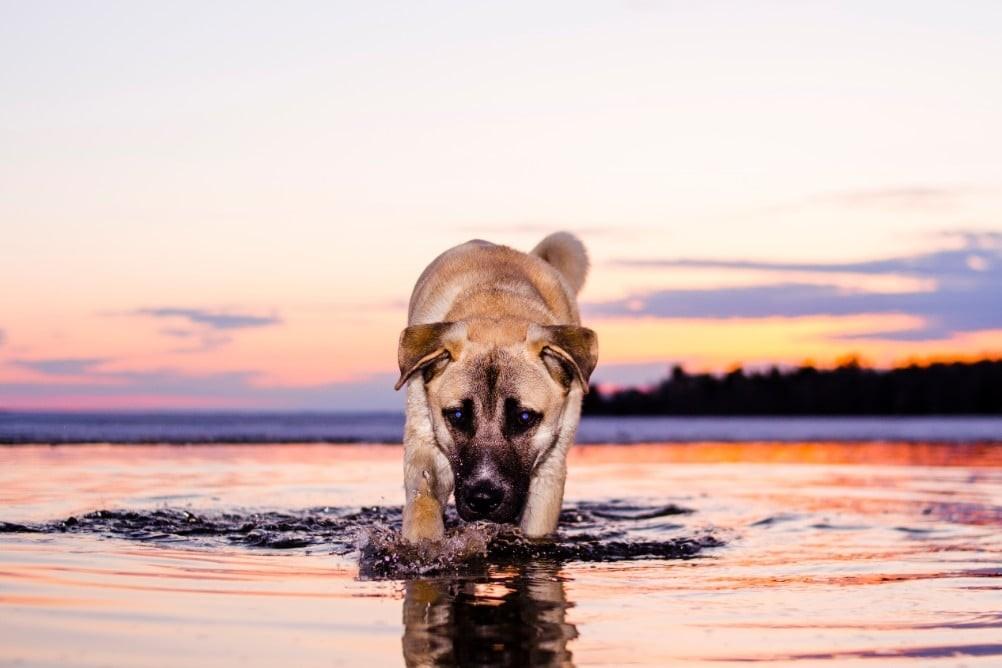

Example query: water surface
[3,411,1001,443]
[1,442,1000,666]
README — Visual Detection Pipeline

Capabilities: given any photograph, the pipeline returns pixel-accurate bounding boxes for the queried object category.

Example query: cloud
[0,329,5,347]
[158,327,233,353]
[0,367,400,411]
[135,308,281,330]
[943,229,1002,249]
[12,357,111,376]
[123,307,281,353]
[614,231,1001,277]
[816,186,965,211]
[159,327,196,338]
[715,186,975,223]
[3,307,393,410]
[593,232,1002,341]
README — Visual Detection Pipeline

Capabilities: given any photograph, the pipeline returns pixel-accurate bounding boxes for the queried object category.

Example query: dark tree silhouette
[582,359,1002,416]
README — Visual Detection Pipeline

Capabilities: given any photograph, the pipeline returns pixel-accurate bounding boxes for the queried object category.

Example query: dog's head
[395,318,597,523]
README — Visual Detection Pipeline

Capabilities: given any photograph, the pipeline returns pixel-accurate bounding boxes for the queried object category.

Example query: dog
[394,232,598,543]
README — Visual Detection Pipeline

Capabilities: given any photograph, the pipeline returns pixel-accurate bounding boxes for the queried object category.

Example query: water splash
[1,500,722,578]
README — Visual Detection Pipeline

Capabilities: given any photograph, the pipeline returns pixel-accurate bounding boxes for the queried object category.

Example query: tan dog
[395,232,598,543]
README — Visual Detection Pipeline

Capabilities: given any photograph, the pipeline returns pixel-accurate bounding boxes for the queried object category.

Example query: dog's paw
[402,495,445,544]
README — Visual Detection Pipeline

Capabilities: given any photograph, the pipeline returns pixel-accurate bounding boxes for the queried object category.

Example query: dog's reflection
[401,563,578,667]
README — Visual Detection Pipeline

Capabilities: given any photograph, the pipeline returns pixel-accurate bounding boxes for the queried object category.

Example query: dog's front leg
[403,444,451,543]
[520,456,567,539]
[402,382,453,544]
[520,407,580,538]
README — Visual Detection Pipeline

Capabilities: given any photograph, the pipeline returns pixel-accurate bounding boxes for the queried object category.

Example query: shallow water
[1,442,1000,666]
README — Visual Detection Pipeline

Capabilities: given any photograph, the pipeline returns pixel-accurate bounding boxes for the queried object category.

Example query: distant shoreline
[1,413,999,445]
[584,359,1002,416]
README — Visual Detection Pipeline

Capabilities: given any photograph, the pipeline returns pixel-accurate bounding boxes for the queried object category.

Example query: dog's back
[408,232,589,327]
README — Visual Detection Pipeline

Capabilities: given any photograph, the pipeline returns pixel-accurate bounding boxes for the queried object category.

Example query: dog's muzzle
[456,475,524,523]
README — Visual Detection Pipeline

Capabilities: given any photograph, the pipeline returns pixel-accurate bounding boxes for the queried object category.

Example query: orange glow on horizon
[590,315,1001,371]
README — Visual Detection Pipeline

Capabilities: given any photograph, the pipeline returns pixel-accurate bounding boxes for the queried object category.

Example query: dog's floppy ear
[536,325,598,394]
[395,322,461,390]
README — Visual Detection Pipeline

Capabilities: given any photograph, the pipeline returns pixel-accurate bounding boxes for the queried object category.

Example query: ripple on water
[0,500,722,578]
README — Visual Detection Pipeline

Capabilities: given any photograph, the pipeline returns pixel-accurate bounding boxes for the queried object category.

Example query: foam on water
[0,500,722,578]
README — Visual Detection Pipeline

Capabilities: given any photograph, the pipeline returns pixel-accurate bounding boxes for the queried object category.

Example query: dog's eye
[505,400,541,434]
[443,401,473,432]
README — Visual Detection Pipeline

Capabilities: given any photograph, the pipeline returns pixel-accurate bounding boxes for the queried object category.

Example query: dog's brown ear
[395,322,460,390]
[537,325,598,393]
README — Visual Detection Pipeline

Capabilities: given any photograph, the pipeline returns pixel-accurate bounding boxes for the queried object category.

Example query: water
[1,502,718,577]
[2,411,1001,443]
[1,441,1001,666]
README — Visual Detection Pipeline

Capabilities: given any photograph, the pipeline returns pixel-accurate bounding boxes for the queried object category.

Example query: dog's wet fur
[395,233,598,542]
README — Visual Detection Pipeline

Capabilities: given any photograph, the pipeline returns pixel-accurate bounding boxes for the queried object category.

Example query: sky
[1,1,1000,410]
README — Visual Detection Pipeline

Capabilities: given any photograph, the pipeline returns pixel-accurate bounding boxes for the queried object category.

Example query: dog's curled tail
[531,231,589,295]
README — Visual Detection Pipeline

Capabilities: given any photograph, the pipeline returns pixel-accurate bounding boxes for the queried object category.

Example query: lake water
[1,438,1001,666]
[2,412,1001,443]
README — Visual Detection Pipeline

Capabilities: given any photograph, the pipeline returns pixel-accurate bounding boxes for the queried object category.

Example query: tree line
[582,358,1002,415]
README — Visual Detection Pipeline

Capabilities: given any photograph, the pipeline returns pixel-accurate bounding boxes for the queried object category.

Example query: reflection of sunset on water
[2,441,1000,665]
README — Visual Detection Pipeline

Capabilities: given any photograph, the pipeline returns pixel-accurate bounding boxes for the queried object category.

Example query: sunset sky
[1,1,1000,410]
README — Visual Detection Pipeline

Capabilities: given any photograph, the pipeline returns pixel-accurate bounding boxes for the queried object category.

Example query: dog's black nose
[465,480,504,516]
